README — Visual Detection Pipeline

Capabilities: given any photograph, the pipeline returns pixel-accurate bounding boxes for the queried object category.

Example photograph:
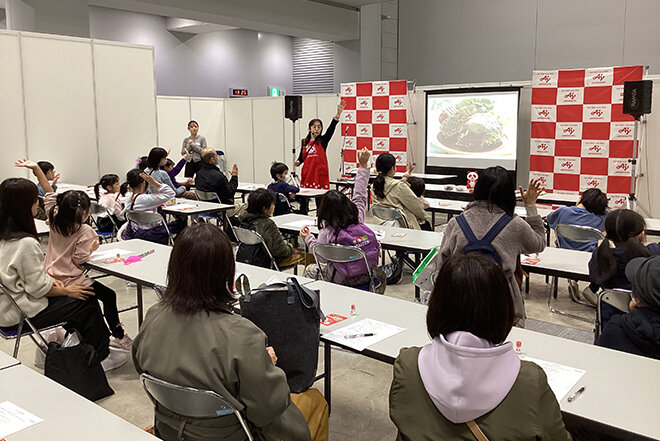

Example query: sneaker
[110,334,133,352]
[567,280,581,302]
[101,349,128,372]
[581,286,599,306]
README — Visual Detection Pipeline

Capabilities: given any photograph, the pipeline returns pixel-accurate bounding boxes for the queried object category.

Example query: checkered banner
[340,80,409,173]
[530,65,643,208]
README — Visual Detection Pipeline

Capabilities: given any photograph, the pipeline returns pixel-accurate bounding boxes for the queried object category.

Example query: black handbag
[44,331,114,401]
[239,277,324,393]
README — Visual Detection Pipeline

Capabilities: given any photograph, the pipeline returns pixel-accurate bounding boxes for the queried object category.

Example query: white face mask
[159,158,167,167]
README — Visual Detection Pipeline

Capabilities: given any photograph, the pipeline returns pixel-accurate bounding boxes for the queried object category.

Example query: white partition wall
[224,98,255,182]
[0,32,27,180]
[252,97,286,185]
[190,98,225,153]
[93,41,158,178]
[156,97,190,154]
[21,33,99,185]
[0,30,157,185]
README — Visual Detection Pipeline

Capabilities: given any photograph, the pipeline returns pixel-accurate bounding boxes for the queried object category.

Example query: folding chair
[371,205,417,270]
[0,282,61,358]
[546,225,605,322]
[273,192,293,216]
[89,201,118,243]
[233,227,298,274]
[125,211,175,246]
[594,288,631,340]
[313,243,378,293]
[195,189,232,228]
[140,373,253,441]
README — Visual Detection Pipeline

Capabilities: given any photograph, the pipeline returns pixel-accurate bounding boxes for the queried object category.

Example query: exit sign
[229,88,248,98]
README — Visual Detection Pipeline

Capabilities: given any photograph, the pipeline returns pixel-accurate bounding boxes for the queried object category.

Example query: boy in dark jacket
[267,162,299,216]
[596,256,660,360]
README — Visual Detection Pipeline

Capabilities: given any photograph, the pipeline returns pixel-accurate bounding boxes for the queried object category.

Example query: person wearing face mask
[144,147,196,200]
[181,120,207,178]
[294,100,346,190]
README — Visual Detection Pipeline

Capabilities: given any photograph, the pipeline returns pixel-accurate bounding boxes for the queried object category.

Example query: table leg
[414,252,421,302]
[137,283,144,327]
[324,341,332,414]
[431,212,436,229]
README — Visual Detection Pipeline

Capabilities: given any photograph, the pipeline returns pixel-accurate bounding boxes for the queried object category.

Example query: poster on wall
[530,65,643,208]
[425,87,520,170]
[340,80,409,173]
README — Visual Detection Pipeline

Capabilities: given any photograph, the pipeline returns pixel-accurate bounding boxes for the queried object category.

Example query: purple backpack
[330,223,380,277]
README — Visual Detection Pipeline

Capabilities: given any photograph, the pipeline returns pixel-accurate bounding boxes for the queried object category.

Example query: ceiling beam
[89,0,360,41]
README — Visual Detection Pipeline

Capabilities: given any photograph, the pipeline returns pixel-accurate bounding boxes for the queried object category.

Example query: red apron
[301,140,330,189]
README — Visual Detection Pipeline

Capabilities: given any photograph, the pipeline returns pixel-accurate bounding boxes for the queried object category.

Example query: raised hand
[231,164,239,176]
[358,148,371,168]
[335,99,346,118]
[14,159,39,170]
[52,173,61,185]
[520,178,543,206]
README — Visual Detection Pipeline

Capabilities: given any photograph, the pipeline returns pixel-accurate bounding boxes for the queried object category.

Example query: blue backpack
[455,214,512,266]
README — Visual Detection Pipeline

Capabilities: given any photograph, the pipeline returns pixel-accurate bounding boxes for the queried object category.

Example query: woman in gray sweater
[417,167,545,325]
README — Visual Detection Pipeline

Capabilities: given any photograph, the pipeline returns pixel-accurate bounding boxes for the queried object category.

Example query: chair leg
[547,275,593,323]
[13,320,24,358]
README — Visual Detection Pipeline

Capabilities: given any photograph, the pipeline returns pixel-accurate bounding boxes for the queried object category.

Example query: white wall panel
[156,96,190,157]
[224,98,254,182]
[93,41,157,178]
[21,33,98,185]
[0,32,27,180]
[252,97,285,185]
[190,98,225,153]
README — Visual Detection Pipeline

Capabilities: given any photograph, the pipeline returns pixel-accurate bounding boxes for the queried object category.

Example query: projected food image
[436,98,503,153]
[426,90,518,169]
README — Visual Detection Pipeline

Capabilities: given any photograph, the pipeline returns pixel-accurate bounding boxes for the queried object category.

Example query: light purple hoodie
[418,331,520,424]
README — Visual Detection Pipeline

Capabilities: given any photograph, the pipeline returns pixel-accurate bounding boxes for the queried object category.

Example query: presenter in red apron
[295,100,346,189]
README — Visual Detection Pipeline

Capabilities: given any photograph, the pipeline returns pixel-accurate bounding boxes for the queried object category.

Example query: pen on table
[567,386,585,403]
[344,333,374,339]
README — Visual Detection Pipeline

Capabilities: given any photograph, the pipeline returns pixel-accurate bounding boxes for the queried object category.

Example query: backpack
[235,219,273,269]
[329,223,380,278]
[455,213,512,266]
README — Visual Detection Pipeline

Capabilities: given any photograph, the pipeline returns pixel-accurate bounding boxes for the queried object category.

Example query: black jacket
[194,162,238,205]
[596,307,660,360]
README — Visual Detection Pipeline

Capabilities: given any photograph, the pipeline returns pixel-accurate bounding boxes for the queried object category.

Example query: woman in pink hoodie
[390,253,572,440]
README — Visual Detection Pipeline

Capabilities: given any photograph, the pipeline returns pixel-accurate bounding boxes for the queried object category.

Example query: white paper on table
[283,219,316,229]
[89,248,134,261]
[323,318,405,351]
[172,202,199,210]
[0,401,43,438]
[520,355,586,401]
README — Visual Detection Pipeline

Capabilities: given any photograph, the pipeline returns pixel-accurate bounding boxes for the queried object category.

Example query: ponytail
[120,182,130,197]
[94,174,120,200]
[595,238,617,285]
[93,183,101,200]
[373,153,396,200]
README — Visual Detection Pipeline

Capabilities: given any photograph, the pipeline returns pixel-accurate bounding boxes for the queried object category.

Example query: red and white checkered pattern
[530,65,642,208]
[340,80,409,173]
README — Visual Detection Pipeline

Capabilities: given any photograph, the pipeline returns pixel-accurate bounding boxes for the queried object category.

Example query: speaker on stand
[622,80,652,216]
[285,96,303,187]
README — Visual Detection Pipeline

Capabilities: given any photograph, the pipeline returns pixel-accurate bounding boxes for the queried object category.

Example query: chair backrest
[90,201,118,230]
[371,205,408,228]
[140,373,253,441]
[125,211,173,245]
[233,227,279,271]
[0,282,50,348]
[273,192,293,216]
[596,288,632,336]
[195,189,220,202]
[313,243,376,292]
[556,224,605,243]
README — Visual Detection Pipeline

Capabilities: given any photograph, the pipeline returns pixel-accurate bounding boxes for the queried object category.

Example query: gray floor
[1,214,612,441]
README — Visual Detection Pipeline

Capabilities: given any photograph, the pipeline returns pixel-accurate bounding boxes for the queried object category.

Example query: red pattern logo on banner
[530,66,641,196]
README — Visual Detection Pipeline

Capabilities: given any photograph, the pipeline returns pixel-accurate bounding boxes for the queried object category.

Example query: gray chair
[125,211,175,246]
[546,224,606,322]
[313,243,378,293]
[140,373,253,441]
[234,227,298,274]
[0,282,59,357]
[595,289,632,339]
[195,189,232,228]
[371,205,408,228]
[89,201,118,243]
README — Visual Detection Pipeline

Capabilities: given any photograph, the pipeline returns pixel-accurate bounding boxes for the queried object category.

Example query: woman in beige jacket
[371,153,427,230]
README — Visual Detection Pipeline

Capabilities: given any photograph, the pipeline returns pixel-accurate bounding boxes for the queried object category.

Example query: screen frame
[424,86,522,173]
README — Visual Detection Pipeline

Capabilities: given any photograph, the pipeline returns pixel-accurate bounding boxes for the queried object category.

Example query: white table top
[425,198,554,218]
[0,350,20,370]
[87,240,315,289]
[0,365,157,440]
[645,217,660,235]
[345,171,456,181]
[161,198,234,216]
[311,280,660,439]
[35,219,49,236]
[236,182,267,193]
[56,182,97,200]
[272,213,442,252]
[536,192,579,205]
[521,247,591,281]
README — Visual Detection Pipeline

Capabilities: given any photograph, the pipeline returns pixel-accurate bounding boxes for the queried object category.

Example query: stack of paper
[323,318,405,351]
[521,355,586,401]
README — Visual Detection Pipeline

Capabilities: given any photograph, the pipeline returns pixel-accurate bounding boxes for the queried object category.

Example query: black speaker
[285,95,303,121]
[623,80,653,119]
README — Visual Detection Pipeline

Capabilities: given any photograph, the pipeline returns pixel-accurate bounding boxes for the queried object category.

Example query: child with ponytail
[589,209,660,326]
[93,174,126,232]
[44,185,132,357]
